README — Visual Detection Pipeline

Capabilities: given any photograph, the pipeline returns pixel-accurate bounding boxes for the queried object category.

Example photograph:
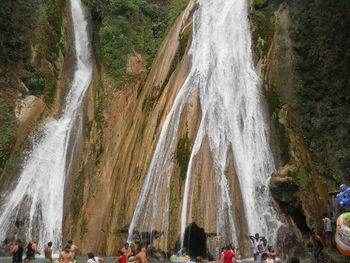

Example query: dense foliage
[0,0,66,176]
[87,0,189,81]
[292,0,350,182]
[0,0,38,64]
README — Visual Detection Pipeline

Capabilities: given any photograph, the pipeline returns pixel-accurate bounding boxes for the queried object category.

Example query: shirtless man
[67,240,78,259]
[133,248,148,263]
[121,243,132,258]
[44,242,53,262]
[59,246,73,263]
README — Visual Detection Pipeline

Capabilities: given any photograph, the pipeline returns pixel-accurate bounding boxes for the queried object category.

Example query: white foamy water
[128,0,280,252]
[0,0,92,251]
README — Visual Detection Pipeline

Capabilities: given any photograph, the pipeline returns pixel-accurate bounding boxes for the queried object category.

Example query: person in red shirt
[220,246,235,263]
[114,251,127,263]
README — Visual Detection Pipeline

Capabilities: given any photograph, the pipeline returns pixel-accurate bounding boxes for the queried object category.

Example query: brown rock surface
[64,0,198,254]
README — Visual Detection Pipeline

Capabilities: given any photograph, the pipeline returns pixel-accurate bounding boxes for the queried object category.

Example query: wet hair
[67,240,73,244]
[195,257,202,262]
[88,253,95,259]
[207,254,215,261]
[289,257,300,263]
[64,245,71,250]
[125,242,129,246]
[255,233,259,237]
[262,253,268,260]
[48,242,53,247]
[267,246,272,251]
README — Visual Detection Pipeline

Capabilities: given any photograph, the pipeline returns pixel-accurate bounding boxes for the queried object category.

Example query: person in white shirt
[87,253,105,263]
[250,233,263,261]
[322,213,332,250]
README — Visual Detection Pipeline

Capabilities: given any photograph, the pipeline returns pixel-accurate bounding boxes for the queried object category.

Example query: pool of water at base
[0,257,255,263]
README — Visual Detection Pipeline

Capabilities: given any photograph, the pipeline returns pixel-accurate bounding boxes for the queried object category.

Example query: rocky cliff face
[62,0,334,258]
[64,0,197,255]
[0,0,72,185]
[251,0,331,260]
[1,0,346,260]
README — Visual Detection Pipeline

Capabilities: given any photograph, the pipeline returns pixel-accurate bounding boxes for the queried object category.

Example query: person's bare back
[135,251,148,263]
[45,247,53,260]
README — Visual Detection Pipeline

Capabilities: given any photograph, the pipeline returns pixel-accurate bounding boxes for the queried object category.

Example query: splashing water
[0,0,92,252]
[128,0,280,252]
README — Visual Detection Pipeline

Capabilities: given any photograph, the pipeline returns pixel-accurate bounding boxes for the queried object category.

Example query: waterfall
[0,0,92,252]
[128,0,280,253]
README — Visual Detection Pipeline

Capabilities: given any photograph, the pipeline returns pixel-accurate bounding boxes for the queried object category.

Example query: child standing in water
[220,246,235,263]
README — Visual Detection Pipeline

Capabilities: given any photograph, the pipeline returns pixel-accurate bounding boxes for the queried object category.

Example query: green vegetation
[87,0,190,85]
[175,134,191,180]
[0,98,17,175]
[292,0,350,182]
[24,68,56,103]
[0,0,37,64]
[296,166,308,190]
[251,1,278,62]
[0,0,66,66]
[0,0,67,180]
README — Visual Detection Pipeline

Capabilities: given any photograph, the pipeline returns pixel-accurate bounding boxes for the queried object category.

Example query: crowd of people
[216,233,288,263]
[9,239,79,263]
[7,235,304,263]
[8,240,148,263]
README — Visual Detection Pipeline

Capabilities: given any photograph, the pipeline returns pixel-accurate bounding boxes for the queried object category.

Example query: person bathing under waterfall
[249,233,264,261]
[44,242,53,262]
[25,238,39,260]
[10,239,24,263]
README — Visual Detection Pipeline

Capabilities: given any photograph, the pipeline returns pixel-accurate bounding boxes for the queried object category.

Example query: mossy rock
[253,0,269,10]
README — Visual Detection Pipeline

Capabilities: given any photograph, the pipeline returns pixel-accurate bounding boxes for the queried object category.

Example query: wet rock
[270,173,299,203]
[276,225,307,261]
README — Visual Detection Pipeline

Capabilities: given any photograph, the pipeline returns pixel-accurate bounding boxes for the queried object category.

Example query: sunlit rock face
[64,0,282,257]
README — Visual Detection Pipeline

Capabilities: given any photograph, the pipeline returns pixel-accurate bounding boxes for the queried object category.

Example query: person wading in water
[25,239,39,260]
[44,242,53,262]
[122,243,132,258]
[220,245,235,263]
[59,245,73,263]
[10,239,24,263]
[133,248,148,263]
[87,253,105,263]
[249,233,263,261]
[67,240,79,260]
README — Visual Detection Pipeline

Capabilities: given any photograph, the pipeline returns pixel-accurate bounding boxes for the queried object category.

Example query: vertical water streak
[0,0,92,252]
[129,0,280,252]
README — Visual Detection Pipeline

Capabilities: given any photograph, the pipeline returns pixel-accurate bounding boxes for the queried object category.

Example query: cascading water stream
[0,0,92,252]
[128,0,281,253]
